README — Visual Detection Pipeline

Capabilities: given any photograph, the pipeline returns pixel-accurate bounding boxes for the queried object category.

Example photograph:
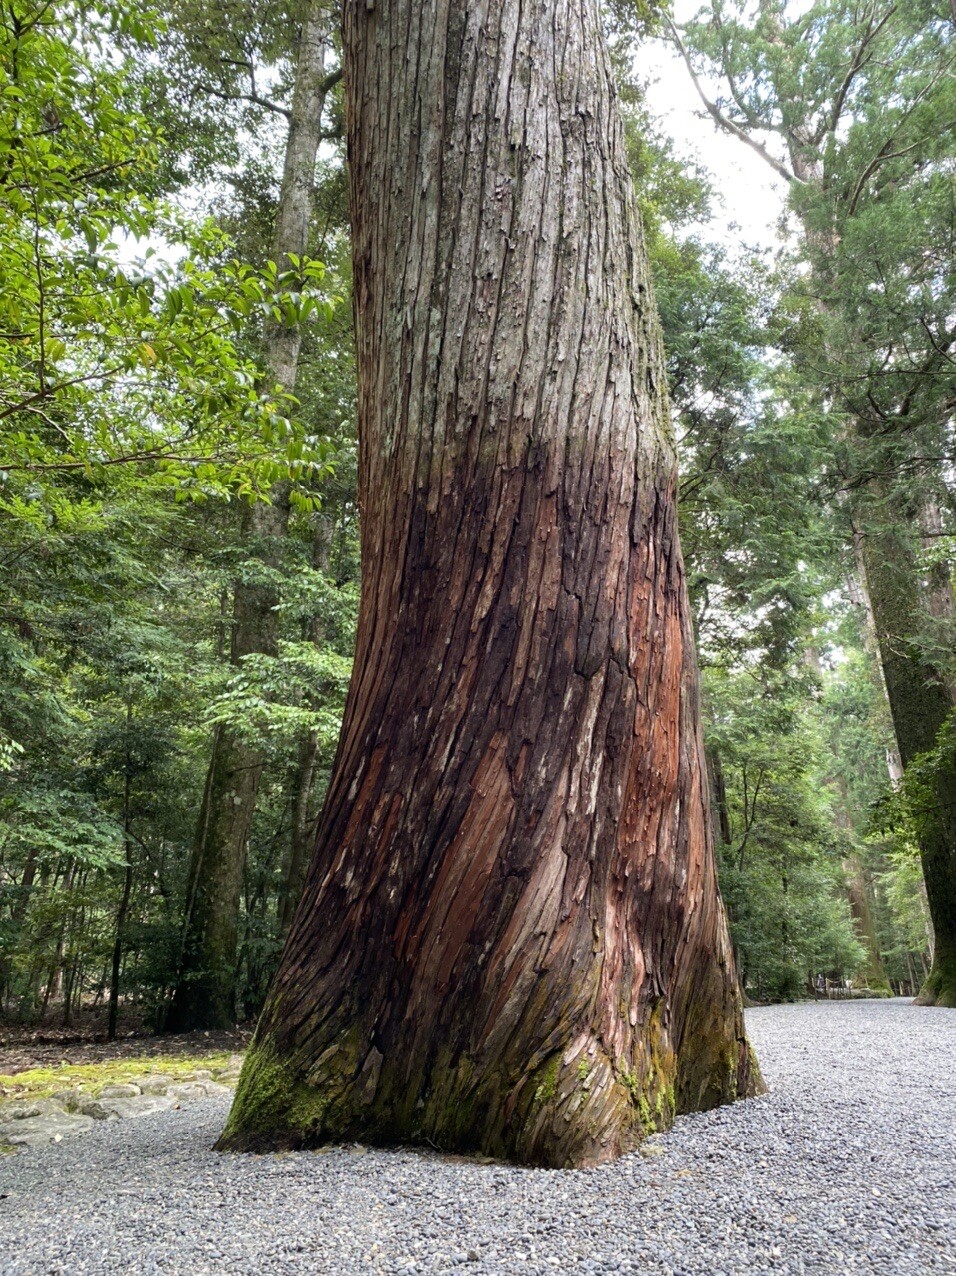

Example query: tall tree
[219,0,761,1168]
[670,0,956,1005]
[167,0,342,1030]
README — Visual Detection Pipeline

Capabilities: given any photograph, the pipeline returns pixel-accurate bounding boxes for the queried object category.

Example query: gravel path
[1,999,953,1275]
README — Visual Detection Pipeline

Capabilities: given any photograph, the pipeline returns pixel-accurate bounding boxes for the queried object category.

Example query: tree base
[216,1011,764,1169]
[214,0,768,1173]
[915,952,956,1008]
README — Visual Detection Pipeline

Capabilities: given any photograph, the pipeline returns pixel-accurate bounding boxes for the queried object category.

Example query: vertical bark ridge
[219,0,761,1168]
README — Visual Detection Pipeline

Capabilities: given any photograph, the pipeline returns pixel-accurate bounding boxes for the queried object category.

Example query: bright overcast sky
[633,28,788,252]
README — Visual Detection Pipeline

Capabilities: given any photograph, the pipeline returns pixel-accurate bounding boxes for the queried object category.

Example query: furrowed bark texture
[219,0,760,1167]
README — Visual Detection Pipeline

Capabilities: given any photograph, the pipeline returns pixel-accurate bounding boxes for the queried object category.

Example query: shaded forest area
[1,0,953,1036]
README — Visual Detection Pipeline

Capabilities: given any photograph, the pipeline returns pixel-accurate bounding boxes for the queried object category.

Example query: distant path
[1,999,954,1274]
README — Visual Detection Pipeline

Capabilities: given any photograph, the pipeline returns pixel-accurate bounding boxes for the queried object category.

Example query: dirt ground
[0,1017,252,1075]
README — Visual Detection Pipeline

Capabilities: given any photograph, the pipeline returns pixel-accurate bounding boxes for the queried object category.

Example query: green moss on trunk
[217,0,764,1169]
[916,947,956,1009]
[218,1005,761,1167]
[215,1038,324,1152]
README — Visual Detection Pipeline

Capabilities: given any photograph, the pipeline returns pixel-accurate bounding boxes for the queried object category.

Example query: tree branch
[711,6,766,131]
[0,367,122,422]
[825,4,898,141]
[848,129,954,215]
[318,67,343,96]
[196,81,291,119]
[663,16,798,185]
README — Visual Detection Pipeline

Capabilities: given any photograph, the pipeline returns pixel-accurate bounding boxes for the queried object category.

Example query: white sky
[137,21,791,271]
[633,31,788,252]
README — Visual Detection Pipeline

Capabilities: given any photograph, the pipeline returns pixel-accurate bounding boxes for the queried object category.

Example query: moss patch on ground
[0,1051,242,1102]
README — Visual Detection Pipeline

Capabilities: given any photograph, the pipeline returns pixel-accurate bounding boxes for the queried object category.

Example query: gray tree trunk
[789,106,956,1009]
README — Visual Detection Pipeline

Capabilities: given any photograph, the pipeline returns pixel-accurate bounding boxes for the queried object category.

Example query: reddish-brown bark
[218,0,761,1167]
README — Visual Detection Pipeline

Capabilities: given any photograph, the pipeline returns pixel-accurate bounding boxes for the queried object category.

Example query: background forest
[1,0,952,1032]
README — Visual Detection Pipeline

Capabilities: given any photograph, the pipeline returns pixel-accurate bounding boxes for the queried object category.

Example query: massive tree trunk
[858,520,956,1007]
[787,74,956,1012]
[791,151,956,1010]
[843,854,890,994]
[218,0,760,1168]
[167,5,337,1031]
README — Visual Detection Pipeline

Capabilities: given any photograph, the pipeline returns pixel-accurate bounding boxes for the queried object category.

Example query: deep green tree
[671,0,956,1004]
[166,0,346,1031]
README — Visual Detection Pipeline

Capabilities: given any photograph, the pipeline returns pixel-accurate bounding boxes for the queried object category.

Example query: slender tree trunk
[0,845,38,1007]
[109,712,135,1042]
[40,861,74,1020]
[167,716,266,1031]
[707,747,733,848]
[19,858,60,1020]
[262,12,341,388]
[62,955,78,1028]
[62,867,89,1027]
[219,0,760,1169]
[167,4,338,1031]
[43,862,65,1000]
[278,728,320,937]
[278,514,334,936]
[92,963,108,1010]
[857,521,956,1006]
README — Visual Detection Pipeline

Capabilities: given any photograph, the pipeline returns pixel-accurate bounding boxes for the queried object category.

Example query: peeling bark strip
[219,0,761,1167]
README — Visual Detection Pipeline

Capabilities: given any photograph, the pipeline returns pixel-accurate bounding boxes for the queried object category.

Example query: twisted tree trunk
[219,0,760,1168]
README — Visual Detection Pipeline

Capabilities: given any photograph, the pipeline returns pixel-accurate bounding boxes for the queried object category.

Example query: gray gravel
[1,999,953,1275]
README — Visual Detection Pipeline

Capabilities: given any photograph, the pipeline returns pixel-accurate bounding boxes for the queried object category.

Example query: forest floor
[0,999,953,1275]
[0,1019,253,1076]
